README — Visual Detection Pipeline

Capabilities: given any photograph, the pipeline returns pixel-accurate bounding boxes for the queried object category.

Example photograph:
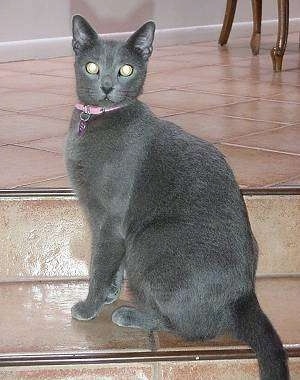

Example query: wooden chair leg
[270,0,289,71]
[218,0,238,46]
[250,0,262,55]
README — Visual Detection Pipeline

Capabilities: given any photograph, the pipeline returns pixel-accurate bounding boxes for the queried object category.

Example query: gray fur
[65,15,289,380]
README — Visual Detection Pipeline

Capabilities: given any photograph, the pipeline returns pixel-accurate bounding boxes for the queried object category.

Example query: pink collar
[75,102,125,137]
[75,103,125,114]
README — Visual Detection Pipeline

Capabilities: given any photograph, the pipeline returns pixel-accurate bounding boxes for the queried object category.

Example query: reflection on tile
[226,125,300,155]
[164,113,281,142]
[0,145,66,188]
[217,144,300,187]
[29,105,73,121]
[0,73,75,96]
[177,78,281,98]
[205,99,300,124]
[0,114,68,145]
[271,175,300,187]
[0,195,299,280]
[0,197,90,279]
[246,195,300,274]
[0,282,151,353]
[19,176,70,189]
[16,135,67,154]
[0,90,74,112]
[140,89,247,112]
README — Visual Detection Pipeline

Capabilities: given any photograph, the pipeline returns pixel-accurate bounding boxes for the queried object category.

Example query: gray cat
[65,15,289,380]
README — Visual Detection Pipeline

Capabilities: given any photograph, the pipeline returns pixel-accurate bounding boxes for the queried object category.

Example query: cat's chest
[66,125,138,213]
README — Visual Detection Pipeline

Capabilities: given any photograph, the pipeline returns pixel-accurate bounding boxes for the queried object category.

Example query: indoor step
[0,190,299,281]
[0,277,299,379]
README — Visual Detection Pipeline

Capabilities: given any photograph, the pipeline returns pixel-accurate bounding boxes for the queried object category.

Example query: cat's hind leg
[112,306,168,331]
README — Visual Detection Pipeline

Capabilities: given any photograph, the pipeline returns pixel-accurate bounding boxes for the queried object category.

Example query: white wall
[1,1,300,61]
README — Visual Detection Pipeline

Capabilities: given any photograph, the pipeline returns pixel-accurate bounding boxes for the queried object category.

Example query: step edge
[0,345,299,367]
[0,187,300,198]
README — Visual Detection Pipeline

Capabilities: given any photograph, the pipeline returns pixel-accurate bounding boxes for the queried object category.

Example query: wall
[1,1,300,61]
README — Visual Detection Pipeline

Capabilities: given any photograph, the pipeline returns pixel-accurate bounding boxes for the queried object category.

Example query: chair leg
[250,0,262,55]
[270,0,289,72]
[218,0,238,46]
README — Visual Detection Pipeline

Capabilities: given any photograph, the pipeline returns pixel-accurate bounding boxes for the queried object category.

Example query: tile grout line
[10,175,68,189]
[220,124,296,143]
[261,173,300,188]
[7,143,63,155]
[219,142,300,157]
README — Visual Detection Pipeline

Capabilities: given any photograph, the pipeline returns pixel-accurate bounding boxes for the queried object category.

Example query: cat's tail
[231,292,290,380]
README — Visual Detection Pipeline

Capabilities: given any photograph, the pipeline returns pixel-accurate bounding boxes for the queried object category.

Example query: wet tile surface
[0,282,150,354]
[0,195,299,280]
[164,113,282,143]
[216,144,300,187]
[0,277,298,356]
[0,146,66,188]
[0,34,300,188]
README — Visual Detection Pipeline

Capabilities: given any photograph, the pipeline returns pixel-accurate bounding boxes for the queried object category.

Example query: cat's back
[141,114,240,202]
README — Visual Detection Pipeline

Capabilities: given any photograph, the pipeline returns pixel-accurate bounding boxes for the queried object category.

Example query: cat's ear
[72,15,99,54]
[126,21,155,61]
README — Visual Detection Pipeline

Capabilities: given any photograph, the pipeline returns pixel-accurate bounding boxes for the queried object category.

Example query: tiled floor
[1,34,300,189]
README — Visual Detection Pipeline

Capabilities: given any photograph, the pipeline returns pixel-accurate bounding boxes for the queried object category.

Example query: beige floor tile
[0,90,74,112]
[177,78,281,99]
[147,58,200,74]
[0,58,72,74]
[0,364,155,380]
[159,358,299,380]
[164,113,282,142]
[206,99,300,124]
[18,175,71,188]
[0,70,24,78]
[271,175,300,187]
[16,135,66,154]
[152,44,216,58]
[41,68,75,78]
[156,52,248,68]
[0,283,150,353]
[29,104,74,121]
[216,144,300,187]
[140,89,248,112]
[226,125,300,155]
[0,145,66,188]
[149,105,187,117]
[269,86,300,103]
[0,114,68,144]
[143,66,224,92]
[0,73,76,96]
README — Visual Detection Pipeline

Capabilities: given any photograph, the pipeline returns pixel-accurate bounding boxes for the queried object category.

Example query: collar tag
[78,110,92,137]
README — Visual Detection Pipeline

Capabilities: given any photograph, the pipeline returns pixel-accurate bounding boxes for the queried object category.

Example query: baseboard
[1,18,299,63]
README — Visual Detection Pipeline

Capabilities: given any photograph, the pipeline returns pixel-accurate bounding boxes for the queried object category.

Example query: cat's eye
[86,62,99,74]
[119,64,133,77]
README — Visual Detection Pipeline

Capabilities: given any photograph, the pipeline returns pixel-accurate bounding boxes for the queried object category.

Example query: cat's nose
[101,76,113,94]
[101,85,113,94]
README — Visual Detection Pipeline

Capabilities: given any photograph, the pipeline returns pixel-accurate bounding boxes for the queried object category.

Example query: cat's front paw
[71,300,102,321]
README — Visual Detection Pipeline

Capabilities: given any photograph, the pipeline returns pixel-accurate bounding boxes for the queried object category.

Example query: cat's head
[72,15,155,106]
